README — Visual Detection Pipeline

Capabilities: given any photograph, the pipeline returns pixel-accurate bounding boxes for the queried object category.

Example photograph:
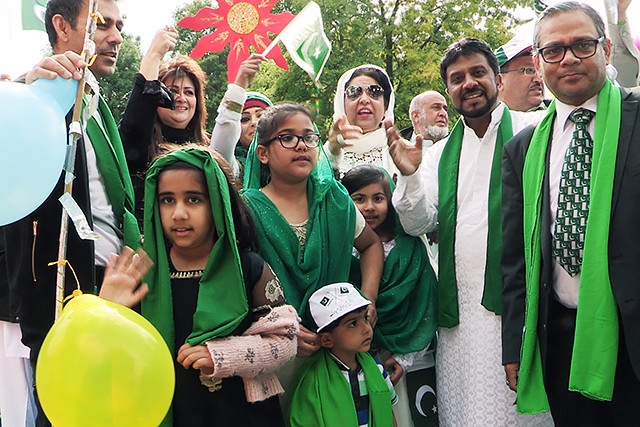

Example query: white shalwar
[393,103,552,426]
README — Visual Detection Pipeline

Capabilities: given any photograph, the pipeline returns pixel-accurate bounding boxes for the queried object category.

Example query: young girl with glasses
[323,65,396,175]
[241,103,384,408]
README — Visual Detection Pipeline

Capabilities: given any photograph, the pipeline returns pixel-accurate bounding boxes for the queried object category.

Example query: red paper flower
[178,0,294,82]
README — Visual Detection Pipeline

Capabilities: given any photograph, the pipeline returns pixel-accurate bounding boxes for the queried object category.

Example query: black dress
[170,251,285,427]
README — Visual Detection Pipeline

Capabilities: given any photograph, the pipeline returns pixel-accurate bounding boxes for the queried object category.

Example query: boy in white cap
[288,283,397,427]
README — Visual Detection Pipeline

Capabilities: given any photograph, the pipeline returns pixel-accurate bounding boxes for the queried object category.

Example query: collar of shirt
[554,95,599,134]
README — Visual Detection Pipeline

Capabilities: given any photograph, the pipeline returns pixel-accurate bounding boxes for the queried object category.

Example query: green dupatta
[141,148,248,353]
[349,233,437,354]
[437,106,512,327]
[241,128,356,322]
[349,173,437,354]
[517,79,621,413]
[288,348,393,427]
[86,97,140,250]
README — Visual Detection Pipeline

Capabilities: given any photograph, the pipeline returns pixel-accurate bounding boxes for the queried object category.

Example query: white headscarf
[333,64,395,124]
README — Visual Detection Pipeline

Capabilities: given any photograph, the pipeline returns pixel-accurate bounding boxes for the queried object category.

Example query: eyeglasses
[536,37,605,63]
[344,85,385,101]
[266,133,321,149]
[501,67,538,76]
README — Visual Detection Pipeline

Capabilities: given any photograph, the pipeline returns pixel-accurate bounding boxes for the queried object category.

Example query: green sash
[288,348,393,427]
[141,148,248,354]
[242,125,355,322]
[86,97,140,250]
[518,80,621,413]
[437,107,512,327]
[349,233,437,354]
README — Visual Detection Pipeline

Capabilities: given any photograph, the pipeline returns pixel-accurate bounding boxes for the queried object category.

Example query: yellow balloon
[36,294,174,427]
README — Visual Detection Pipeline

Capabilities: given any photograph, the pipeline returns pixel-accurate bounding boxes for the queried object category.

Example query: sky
[0,0,638,79]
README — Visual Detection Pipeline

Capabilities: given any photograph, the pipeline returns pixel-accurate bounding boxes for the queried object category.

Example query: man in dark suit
[501,1,640,425]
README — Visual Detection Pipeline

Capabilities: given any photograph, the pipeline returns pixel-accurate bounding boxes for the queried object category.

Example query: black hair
[44,0,84,48]
[157,148,257,251]
[255,103,316,187]
[341,164,395,235]
[440,38,500,87]
[346,67,392,110]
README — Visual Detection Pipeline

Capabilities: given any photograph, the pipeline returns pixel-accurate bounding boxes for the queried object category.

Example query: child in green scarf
[140,147,299,427]
[241,103,384,358]
[288,282,397,427]
[342,164,438,425]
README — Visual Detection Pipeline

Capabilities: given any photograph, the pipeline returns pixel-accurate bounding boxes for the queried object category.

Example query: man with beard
[400,91,450,145]
[384,38,550,425]
[1,1,140,425]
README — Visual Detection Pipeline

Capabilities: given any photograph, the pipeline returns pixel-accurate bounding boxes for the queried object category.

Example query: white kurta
[393,104,552,426]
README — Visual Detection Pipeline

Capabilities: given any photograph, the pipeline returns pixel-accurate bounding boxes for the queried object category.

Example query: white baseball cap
[309,283,371,333]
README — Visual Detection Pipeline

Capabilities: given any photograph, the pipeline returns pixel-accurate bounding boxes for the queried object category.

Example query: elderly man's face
[497,54,544,111]
[535,10,610,106]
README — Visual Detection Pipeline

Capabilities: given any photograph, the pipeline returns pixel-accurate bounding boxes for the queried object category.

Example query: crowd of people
[1,0,640,426]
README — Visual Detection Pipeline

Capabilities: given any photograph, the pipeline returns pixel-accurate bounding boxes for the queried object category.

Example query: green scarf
[288,348,393,427]
[242,126,355,322]
[437,107,512,327]
[349,231,437,354]
[518,79,621,413]
[141,148,248,353]
[85,97,140,250]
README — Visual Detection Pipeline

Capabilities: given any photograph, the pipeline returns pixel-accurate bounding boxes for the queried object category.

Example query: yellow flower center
[227,2,260,35]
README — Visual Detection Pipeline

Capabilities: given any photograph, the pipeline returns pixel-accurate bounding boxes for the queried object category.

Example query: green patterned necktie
[553,108,595,276]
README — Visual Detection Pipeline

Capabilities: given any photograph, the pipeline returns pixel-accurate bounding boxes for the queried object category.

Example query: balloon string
[48,260,83,303]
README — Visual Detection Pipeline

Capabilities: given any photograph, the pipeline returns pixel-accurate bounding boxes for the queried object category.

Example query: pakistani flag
[271,1,331,84]
[1,0,49,78]
[22,0,47,31]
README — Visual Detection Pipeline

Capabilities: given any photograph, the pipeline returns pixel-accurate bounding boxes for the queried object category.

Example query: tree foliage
[104,0,532,134]
[101,33,143,122]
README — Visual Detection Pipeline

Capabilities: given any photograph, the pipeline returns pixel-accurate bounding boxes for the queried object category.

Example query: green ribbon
[437,107,512,327]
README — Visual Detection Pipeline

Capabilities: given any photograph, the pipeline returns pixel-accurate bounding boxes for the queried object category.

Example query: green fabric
[518,79,621,413]
[242,124,355,322]
[349,233,437,354]
[288,348,393,427]
[85,97,140,250]
[141,148,248,354]
[437,107,512,327]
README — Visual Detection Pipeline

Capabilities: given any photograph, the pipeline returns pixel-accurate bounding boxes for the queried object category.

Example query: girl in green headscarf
[241,103,384,358]
[343,164,439,425]
[142,147,298,427]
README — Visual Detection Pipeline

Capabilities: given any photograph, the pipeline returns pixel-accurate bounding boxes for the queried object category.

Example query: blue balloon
[0,76,78,226]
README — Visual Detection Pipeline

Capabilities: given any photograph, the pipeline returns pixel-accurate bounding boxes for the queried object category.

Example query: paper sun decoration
[178,0,295,82]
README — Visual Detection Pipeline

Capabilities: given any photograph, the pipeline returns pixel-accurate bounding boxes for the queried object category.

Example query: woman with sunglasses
[324,64,395,175]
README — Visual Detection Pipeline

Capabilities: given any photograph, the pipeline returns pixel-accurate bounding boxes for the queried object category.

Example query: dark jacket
[501,87,640,380]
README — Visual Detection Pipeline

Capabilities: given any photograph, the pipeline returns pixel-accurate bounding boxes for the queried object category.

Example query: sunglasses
[344,85,385,101]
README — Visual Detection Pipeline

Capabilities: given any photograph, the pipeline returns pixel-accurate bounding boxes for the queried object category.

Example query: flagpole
[261,36,280,57]
[54,0,101,320]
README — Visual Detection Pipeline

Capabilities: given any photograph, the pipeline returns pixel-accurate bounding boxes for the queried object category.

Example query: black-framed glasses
[266,133,321,149]
[536,37,605,63]
[344,84,385,101]
[501,66,538,76]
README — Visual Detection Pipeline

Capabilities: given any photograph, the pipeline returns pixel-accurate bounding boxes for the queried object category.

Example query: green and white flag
[22,0,48,31]
[266,1,331,84]
[1,0,49,78]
